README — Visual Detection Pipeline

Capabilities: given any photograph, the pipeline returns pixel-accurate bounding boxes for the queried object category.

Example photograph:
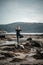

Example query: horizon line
[0,22,43,25]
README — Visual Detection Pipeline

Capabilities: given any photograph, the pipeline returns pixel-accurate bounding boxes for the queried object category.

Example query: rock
[14,53,26,59]
[24,43,30,46]
[19,45,24,49]
[26,37,32,42]
[24,42,31,50]
[10,53,26,62]
[6,58,13,62]
[30,48,36,53]
[7,37,14,41]
[0,51,14,58]
[3,47,15,51]
[33,53,43,59]
[15,44,24,50]
[10,58,23,62]
[0,54,5,60]
[33,50,43,59]
[31,41,41,47]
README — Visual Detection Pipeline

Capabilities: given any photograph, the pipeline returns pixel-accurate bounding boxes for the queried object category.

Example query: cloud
[0,0,43,24]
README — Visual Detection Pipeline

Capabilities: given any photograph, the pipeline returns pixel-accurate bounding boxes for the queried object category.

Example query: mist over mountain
[0,22,43,33]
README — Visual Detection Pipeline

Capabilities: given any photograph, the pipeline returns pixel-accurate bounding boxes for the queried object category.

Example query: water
[6,32,43,35]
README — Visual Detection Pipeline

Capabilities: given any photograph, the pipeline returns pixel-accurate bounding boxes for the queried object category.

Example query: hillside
[0,22,43,33]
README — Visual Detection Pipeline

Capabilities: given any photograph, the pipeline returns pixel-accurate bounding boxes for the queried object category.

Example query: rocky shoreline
[0,35,43,65]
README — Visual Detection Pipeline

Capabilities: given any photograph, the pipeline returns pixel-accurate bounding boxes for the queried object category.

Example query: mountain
[0,22,43,33]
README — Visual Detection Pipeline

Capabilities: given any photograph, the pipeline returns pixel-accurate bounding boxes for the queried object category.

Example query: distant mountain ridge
[0,22,43,33]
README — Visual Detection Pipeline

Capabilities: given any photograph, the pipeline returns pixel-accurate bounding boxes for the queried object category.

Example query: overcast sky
[0,0,43,24]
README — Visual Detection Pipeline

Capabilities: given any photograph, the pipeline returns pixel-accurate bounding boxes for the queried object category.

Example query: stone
[10,53,26,62]
[0,54,5,60]
[0,51,14,58]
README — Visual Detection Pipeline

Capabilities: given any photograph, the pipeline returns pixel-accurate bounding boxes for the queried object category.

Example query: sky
[0,0,43,24]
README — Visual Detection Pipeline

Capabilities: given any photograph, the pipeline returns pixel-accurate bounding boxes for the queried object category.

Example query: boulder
[33,50,43,59]
[0,51,14,57]
[0,54,5,60]
[15,44,24,50]
[10,53,26,62]
[31,41,41,47]
[26,38,32,42]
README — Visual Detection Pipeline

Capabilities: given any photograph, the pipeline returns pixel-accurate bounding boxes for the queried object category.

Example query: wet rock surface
[0,36,43,65]
[33,50,43,59]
